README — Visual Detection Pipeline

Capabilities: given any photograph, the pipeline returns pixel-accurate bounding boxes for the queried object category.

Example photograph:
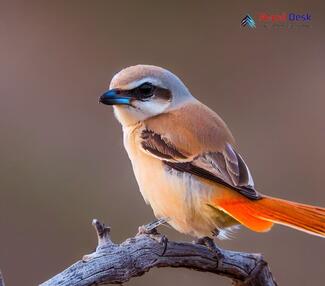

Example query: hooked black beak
[99,89,132,106]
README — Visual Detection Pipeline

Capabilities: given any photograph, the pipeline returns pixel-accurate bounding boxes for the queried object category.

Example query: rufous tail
[217,195,325,237]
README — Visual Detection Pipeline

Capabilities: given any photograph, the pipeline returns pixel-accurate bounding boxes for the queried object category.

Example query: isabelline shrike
[99,65,325,239]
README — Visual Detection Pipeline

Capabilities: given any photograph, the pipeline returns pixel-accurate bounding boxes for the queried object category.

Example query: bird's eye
[137,82,155,99]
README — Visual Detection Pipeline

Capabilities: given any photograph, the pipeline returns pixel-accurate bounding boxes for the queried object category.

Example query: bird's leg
[137,218,169,235]
[194,236,224,259]
[137,218,169,256]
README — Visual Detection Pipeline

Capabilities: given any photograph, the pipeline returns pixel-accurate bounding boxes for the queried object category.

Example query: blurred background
[0,1,324,285]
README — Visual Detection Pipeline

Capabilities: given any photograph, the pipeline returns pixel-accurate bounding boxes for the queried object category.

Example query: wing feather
[140,128,260,200]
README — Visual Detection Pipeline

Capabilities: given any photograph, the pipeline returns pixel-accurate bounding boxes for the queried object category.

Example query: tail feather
[217,195,325,237]
[256,196,325,237]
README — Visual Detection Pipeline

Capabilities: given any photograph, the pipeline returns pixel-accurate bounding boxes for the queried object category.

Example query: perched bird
[99,65,325,239]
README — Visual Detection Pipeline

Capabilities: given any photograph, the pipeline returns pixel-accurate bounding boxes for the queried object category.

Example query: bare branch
[40,219,277,286]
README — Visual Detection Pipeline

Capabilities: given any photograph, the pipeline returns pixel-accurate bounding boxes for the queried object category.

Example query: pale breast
[123,125,192,218]
[122,125,235,237]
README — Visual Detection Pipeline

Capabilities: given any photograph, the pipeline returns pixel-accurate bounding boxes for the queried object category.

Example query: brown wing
[140,129,260,200]
[140,129,188,161]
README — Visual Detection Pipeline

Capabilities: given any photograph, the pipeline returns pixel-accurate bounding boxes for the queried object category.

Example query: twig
[40,219,277,286]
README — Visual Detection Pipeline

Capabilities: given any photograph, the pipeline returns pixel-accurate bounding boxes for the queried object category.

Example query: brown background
[0,1,324,285]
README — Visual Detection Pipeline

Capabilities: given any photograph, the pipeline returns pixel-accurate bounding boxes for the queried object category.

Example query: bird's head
[99,65,194,126]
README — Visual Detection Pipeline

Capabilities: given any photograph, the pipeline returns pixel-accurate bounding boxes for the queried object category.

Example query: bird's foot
[194,236,224,259]
[137,218,168,235]
[137,218,169,255]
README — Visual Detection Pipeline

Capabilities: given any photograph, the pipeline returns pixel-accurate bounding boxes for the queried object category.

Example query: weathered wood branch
[40,219,277,286]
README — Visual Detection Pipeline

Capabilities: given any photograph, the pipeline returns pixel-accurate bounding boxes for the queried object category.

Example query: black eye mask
[99,82,171,106]
[132,82,156,100]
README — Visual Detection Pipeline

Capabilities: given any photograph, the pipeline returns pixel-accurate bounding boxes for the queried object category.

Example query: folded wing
[140,128,260,200]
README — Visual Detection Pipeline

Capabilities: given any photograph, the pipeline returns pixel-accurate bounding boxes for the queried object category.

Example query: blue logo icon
[241,15,256,28]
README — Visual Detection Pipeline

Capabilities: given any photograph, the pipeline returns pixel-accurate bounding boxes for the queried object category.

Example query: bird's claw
[137,224,158,235]
[159,235,168,256]
[194,236,224,259]
[137,219,169,255]
[137,218,168,235]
